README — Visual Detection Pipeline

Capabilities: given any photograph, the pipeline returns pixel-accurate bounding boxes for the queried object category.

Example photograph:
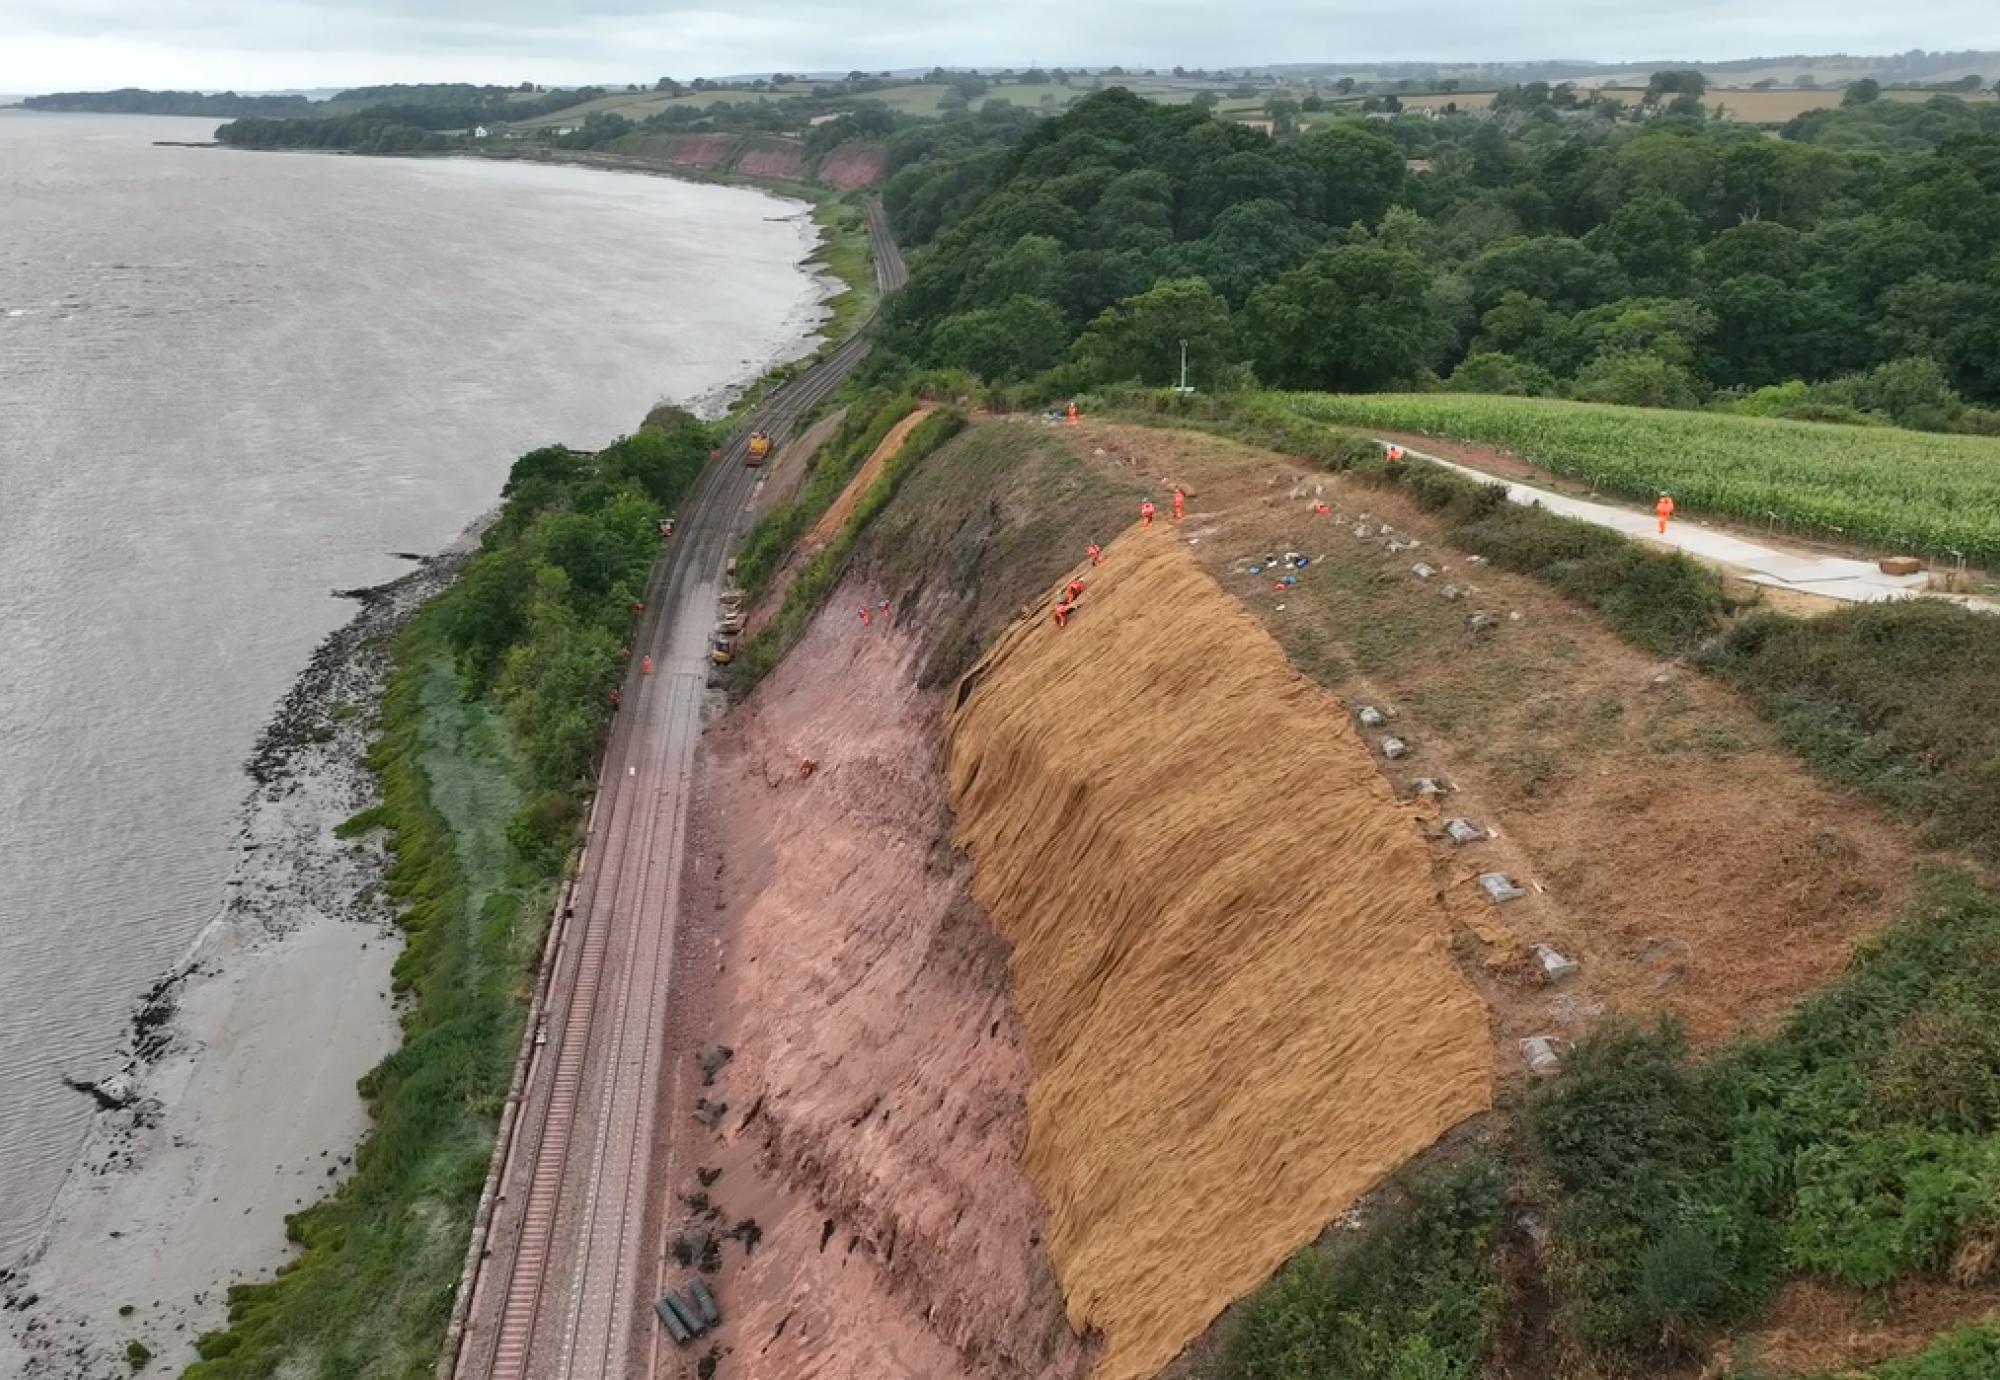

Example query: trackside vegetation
[731,406,966,689]
[734,389,920,597]
[1288,392,2000,563]
[185,417,712,1377]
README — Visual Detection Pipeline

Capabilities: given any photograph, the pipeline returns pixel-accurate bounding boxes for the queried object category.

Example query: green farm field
[1291,392,2000,562]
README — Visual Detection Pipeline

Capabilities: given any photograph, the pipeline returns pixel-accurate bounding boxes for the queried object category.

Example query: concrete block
[1357,705,1387,728]
[1533,944,1580,982]
[1521,1035,1563,1076]
[1380,736,1410,761]
[1445,818,1485,845]
[1879,556,1924,576]
[1479,872,1526,903]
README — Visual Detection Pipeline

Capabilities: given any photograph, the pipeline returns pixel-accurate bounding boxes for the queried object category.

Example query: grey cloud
[1,0,1996,89]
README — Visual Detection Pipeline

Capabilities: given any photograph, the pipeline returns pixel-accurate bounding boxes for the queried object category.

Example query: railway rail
[442,197,903,1380]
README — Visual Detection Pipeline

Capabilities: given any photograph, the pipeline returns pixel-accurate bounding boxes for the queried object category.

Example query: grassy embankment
[1090,391,2000,1377]
[185,419,713,1378]
[1291,392,2000,565]
[730,401,967,689]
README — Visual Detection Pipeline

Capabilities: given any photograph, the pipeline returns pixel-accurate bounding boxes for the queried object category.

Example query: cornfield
[1290,392,2000,565]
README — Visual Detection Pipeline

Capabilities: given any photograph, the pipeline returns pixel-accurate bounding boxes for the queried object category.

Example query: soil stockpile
[946,535,1495,1380]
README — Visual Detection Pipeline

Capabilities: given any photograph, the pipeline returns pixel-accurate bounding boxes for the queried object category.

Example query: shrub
[1570,349,1702,408]
[1704,600,2000,862]
[1447,350,1559,396]
[1219,1158,1506,1380]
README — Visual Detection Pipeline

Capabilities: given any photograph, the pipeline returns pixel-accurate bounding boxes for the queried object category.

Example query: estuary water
[0,111,828,1263]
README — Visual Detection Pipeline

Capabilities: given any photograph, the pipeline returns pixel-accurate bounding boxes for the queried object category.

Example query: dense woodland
[881,89,2000,430]
[21,88,317,116]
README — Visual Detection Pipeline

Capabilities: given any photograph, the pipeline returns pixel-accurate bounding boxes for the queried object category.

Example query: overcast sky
[1,0,1996,94]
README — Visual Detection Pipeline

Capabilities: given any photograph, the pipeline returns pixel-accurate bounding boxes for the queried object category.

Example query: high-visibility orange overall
[1087,542,1102,566]
[1141,500,1156,527]
[1656,494,1676,534]
[1053,601,1070,628]
[1066,402,1079,426]
[642,655,653,675]
[1172,488,1186,522]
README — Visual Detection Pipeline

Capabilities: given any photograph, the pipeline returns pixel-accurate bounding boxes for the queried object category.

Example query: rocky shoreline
[1,547,468,1378]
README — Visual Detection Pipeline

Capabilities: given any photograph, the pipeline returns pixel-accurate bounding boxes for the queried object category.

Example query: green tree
[1182,198,1323,305]
[1298,122,1406,228]
[1844,78,1883,106]
[966,233,1064,307]
[1074,278,1233,385]
[1470,235,1625,313]
[1447,351,1558,395]
[1584,191,1699,293]
[1243,246,1433,389]
[1645,69,1709,103]
[930,295,1071,379]
[1700,220,1810,283]
[1570,350,1703,408]
[1700,273,1860,387]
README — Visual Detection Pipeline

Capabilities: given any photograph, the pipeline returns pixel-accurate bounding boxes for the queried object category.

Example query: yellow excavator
[746,431,772,466]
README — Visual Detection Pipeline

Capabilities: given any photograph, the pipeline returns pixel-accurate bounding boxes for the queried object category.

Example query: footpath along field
[1291,393,2000,565]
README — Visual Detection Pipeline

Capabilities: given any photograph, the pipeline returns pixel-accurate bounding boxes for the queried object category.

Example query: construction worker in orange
[1172,487,1186,522]
[1053,600,1071,629]
[1086,541,1103,567]
[1656,492,1676,535]
[608,687,621,710]
[1065,578,1086,605]
[642,655,654,675]
[858,605,872,626]
[1141,498,1156,528]
[1066,401,1079,426]
[877,598,891,622]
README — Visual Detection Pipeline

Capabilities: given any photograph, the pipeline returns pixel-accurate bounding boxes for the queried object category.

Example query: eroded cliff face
[945,533,1494,1380]
[658,594,1094,1380]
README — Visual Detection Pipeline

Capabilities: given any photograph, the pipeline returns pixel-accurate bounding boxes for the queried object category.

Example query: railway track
[443,200,900,1380]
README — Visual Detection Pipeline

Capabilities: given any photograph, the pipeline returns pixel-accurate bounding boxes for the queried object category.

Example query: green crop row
[1288,392,2000,564]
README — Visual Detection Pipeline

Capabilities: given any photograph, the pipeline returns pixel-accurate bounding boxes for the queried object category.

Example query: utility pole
[1173,337,1194,396]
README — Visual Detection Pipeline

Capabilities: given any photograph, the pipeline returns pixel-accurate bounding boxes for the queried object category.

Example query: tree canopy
[881,85,2000,426]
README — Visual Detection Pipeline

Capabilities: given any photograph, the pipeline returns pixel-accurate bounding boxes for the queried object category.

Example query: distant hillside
[1261,50,2000,87]
[20,88,315,116]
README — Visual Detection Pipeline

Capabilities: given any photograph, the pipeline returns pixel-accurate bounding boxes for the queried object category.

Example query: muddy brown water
[0,110,828,1265]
